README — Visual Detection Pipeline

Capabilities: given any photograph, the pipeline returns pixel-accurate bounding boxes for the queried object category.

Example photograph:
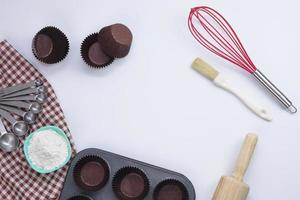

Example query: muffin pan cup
[112,166,150,200]
[59,148,195,200]
[73,155,110,191]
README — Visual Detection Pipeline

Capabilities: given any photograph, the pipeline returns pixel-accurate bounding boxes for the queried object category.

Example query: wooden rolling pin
[212,134,258,200]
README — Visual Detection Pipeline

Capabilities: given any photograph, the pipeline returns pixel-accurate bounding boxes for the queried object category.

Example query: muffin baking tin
[59,148,195,200]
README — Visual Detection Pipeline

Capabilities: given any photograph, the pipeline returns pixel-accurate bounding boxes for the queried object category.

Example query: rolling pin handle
[232,134,258,182]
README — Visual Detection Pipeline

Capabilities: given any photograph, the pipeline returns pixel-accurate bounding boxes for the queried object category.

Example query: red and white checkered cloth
[0,40,76,200]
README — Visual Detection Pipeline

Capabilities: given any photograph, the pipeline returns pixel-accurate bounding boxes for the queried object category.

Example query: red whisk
[188,6,297,113]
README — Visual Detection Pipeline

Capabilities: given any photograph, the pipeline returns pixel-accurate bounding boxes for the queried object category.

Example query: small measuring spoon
[0,105,37,124]
[0,86,46,98]
[0,80,43,96]
[0,93,47,104]
[0,120,19,152]
[0,109,28,136]
[0,101,42,114]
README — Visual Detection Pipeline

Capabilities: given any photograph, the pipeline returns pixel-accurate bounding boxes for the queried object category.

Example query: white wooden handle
[233,134,258,181]
[213,75,272,121]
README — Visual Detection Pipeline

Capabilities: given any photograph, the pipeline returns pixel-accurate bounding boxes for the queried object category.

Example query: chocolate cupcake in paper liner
[112,166,150,200]
[80,33,114,68]
[98,23,133,58]
[153,179,189,200]
[32,26,69,64]
[73,155,110,191]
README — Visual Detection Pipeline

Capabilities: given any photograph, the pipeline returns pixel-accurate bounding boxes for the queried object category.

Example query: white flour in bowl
[28,129,68,170]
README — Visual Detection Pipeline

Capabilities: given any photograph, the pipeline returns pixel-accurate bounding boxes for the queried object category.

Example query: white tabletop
[1,0,300,199]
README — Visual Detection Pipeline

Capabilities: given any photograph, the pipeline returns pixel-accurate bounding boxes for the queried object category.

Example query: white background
[1,0,300,199]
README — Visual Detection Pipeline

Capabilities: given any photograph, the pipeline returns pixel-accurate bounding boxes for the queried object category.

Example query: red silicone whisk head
[188,6,257,74]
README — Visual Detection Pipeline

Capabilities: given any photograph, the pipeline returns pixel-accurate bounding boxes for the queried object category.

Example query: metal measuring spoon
[0,80,43,96]
[0,105,37,124]
[0,101,42,114]
[0,120,19,152]
[0,79,42,94]
[0,86,46,98]
[0,93,47,104]
[0,109,28,136]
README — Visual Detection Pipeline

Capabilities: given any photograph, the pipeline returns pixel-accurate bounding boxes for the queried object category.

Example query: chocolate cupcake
[32,26,69,64]
[67,194,93,200]
[153,179,189,200]
[98,23,133,58]
[81,33,114,68]
[112,167,149,200]
[73,156,110,191]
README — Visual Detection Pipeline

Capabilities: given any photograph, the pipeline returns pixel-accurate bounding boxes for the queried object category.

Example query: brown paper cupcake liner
[32,26,69,64]
[153,179,189,200]
[73,155,110,191]
[98,23,133,58]
[67,194,93,200]
[80,33,114,68]
[112,166,150,200]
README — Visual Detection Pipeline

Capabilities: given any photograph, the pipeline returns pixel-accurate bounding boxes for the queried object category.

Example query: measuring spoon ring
[0,109,28,136]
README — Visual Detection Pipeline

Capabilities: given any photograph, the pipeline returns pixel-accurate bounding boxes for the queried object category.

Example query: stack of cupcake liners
[81,23,133,68]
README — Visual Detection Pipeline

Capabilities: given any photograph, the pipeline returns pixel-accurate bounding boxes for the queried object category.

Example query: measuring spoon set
[0,80,47,152]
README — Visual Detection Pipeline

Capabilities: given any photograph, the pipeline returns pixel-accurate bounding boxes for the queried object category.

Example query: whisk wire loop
[188,6,257,73]
[197,9,246,64]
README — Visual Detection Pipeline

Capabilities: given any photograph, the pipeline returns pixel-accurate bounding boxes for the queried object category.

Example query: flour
[28,129,68,170]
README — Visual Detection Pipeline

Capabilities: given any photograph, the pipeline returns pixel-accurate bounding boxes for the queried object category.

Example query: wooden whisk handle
[233,134,258,182]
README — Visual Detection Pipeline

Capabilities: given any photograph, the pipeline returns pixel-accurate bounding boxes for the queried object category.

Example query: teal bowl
[24,125,72,174]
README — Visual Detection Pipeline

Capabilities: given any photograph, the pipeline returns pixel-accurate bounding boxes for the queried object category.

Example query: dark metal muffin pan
[59,148,195,200]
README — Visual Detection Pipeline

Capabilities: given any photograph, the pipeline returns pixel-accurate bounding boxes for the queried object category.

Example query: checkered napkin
[0,40,76,200]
